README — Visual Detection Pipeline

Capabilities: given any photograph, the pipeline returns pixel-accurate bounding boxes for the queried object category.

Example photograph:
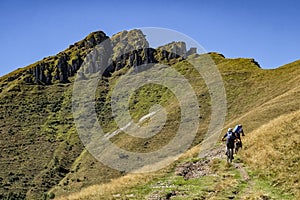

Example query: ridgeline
[0,29,299,200]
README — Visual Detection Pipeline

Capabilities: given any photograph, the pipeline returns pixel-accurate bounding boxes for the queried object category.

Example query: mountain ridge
[1,29,272,84]
[0,29,299,199]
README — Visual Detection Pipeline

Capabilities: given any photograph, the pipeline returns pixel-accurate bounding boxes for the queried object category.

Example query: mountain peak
[0,30,109,85]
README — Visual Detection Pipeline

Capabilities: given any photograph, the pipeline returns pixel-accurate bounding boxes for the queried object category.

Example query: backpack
[227,131,235,142]
[233,125,241,133]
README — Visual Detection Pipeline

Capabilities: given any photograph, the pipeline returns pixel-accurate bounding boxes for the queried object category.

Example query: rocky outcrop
[187,47,197,56]
[110,29,149,61]
[157,41,187,60]
[102,31,191,76]
[102,29,151,75]
[4,29,195,85]
[21,31,109,85]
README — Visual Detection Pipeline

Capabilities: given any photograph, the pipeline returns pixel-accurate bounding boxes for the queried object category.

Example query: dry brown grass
[54,145,204,200]
[54,172,163,200]
[241,110,300,198]
[224,75,300,134]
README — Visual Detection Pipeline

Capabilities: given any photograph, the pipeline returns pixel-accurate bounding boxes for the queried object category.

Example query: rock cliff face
[3,29,195,85]
[157,41,187,59]
[103,30,193,76]
[20,31,109,85]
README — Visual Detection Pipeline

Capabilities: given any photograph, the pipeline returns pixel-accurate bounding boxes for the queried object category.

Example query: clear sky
[0,0,299,76]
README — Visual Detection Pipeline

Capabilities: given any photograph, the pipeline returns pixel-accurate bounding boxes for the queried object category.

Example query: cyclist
[233,124,245,149]
[222,128,236,159]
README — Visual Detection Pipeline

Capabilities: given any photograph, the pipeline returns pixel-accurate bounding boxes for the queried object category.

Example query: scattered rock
[125,193,135,198]
[165,190,176,199]
[175,146,225,180]
[112,193,121,198]
[259,194,272,200]
[147,191,163,200]
[175,159,211,180]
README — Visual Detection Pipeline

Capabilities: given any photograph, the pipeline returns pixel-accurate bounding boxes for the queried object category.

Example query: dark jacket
[223,131,236,148]
[234,125,245,139]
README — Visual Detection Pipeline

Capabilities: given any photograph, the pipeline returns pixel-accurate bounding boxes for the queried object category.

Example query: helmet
[228,128,232,132]
[239,124,242,127]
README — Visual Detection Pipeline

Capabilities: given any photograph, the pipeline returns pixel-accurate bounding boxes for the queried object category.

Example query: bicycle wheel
[235,141,240,153]
[227,148,233,163]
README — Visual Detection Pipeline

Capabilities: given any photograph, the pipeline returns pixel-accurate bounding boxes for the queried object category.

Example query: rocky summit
[1,29,195,86]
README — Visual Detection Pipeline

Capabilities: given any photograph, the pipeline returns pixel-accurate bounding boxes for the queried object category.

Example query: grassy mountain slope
[0,29,209,199]
[49,57,213,198]
[54,57,300,199]
[0,29,299,200]
[0,30,113,199]
[242,110,300,198]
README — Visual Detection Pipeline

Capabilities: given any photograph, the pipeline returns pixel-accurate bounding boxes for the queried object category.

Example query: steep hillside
[54,56,300,199]
[0,29,299,200]
[0,29,207,199]
[242,110,300,198]
[0,30,112,199]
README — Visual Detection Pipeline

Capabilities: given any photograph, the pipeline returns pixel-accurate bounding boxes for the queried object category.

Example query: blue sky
[0,0,299,76]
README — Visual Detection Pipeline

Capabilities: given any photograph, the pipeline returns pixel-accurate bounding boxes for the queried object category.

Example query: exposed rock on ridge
[2,29,195,85]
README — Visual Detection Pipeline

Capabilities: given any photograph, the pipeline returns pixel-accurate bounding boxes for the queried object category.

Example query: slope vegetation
[0,29,299,200]
[54,57,300,199]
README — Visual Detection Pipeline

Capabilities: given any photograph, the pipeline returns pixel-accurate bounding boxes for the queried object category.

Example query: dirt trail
[175,145,224,179]
[203,145,253,183]
[177,144,254,188]
[149,145,256,200]
[233,162,250,182]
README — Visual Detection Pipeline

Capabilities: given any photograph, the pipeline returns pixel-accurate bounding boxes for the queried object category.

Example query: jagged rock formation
[187,47,197,56]
[2,29,197,85]
[110,29,149,61]
[3,31,108,85]
[157,41,187,59]
[103,31,195,76]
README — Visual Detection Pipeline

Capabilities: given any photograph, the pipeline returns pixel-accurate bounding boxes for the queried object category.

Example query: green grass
[56,55,299,199]
[116,155,296,200]
[91,157,247,200]
[1,30,300,199]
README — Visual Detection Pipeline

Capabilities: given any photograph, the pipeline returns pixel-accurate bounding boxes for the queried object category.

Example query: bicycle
[234,139,242,154]
[226,147,234,163]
